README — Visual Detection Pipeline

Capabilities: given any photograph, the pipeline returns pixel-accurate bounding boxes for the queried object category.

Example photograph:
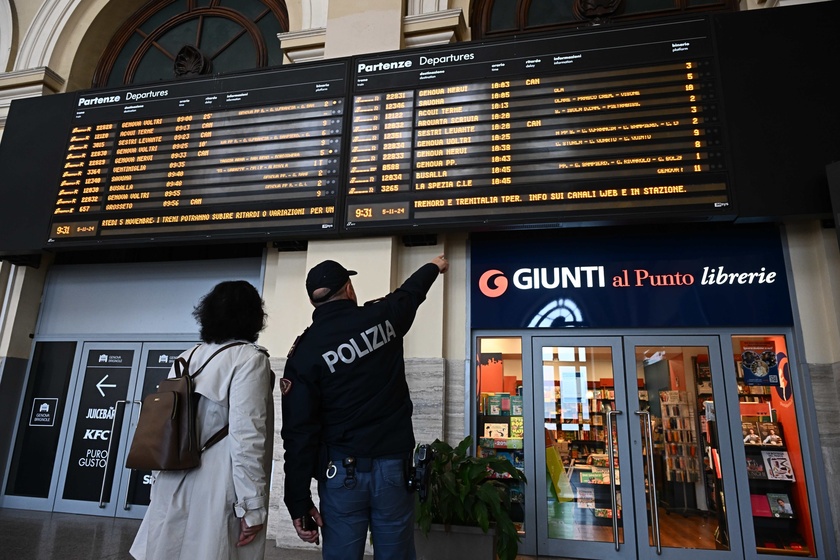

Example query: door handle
[635,410,662,554]
[606,409,622,550]
[122,399,143,510]
[99,399,129,508]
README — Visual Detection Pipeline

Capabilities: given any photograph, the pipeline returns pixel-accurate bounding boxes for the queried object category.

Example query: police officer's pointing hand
[432,254,449,274]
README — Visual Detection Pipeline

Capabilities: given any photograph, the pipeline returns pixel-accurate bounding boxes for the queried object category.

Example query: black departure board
[344,18,732,230]
[47,62,347,245]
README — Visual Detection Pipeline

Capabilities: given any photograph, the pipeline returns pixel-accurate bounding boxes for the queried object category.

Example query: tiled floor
[0,508,324,560]
[0,507,540,559]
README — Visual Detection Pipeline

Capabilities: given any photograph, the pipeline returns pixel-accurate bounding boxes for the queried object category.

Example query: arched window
[471,0,738,40]
[93,0,288,87]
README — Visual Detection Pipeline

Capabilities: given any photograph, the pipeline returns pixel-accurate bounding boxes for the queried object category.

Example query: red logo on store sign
[479,269,508,298]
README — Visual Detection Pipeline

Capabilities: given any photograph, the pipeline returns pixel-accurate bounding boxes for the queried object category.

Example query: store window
[472,331,823,558]
[731,334,814,555]
[476,337,526,539]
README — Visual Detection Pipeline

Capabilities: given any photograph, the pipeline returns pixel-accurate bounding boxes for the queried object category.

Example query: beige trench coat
[130,341,275,560]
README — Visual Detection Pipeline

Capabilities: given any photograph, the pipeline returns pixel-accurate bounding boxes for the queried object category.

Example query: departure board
[48,62,347,245]
[345,18,732,230]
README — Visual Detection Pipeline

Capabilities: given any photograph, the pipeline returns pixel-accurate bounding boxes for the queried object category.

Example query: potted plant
[415,435,527,560]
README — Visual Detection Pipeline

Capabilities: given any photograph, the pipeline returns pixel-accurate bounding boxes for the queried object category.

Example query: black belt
[328,452,408,473]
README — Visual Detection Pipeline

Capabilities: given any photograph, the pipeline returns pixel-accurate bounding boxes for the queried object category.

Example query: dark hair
[192,280,266,343]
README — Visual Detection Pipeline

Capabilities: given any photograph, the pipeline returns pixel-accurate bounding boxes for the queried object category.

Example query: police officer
[281,254,448,560]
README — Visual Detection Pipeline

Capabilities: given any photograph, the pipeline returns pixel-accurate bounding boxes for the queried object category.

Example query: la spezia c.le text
[483,264,776,297]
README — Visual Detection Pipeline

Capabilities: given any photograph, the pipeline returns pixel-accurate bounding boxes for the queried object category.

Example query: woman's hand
[237,517,264,547]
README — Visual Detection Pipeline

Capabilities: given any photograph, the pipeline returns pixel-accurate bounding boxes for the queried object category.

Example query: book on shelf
[704,400,716,421]
[579,469,610,484]
[767,492,794,518]
[712,448,721,479]
[746,456,767,479]
[588,453,611,468]
[509,416,524,438]
[484,423,509,438]
[762,450,795,481]
[485,392,512,416]
[659,390,686,404]
[510,396,523,416]
[750,494,772,517]
[494,451,514,469]
[500,393,511,415]
[758,421,784,447]
[742,421,761,445]
[576,487,595,509]
[593,508,619,519]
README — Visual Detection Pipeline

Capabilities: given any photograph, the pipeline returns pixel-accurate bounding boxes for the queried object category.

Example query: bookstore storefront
[469,223,831,559]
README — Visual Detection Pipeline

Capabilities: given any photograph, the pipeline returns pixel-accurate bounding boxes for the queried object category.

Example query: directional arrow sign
[96,375,117,397]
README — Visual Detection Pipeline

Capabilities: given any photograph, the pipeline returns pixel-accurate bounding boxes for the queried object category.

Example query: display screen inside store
[48,62,347,245]
[345,17,732,230]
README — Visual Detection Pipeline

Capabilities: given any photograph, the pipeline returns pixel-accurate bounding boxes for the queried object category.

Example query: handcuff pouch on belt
[342,457,357,489]
[325,456,358,489]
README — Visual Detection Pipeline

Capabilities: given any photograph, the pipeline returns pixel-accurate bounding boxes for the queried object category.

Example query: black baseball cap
[306,260,357,303]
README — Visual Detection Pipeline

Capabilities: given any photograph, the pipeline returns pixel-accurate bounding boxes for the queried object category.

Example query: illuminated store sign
[470,225,792,329]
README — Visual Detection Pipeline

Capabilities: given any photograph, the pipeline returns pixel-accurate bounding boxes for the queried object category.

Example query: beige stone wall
[784,220,840,549]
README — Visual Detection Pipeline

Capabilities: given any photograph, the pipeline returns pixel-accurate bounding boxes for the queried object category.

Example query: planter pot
[414,523,495,560]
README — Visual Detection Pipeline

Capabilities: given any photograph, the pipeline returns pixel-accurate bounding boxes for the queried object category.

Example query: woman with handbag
[130,280,274,560]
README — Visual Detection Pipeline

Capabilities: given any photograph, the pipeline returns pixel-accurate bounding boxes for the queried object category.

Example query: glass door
[623,336,743,560]
[52,342,192,518]
[532,337,636,559]
[532,336,745,560]
[53,343,142,517]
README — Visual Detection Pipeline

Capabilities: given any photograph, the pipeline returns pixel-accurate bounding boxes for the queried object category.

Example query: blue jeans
[318,458,416,560]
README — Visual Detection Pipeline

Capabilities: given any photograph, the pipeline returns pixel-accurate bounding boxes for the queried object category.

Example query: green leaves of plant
[415,435,527,560]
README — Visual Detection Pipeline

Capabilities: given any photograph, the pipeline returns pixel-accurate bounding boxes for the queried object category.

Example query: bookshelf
[659,390,702,513]
[659,390,700,483]
[742,419,809,554]
[693,355,717,513]
[477,406,526,527]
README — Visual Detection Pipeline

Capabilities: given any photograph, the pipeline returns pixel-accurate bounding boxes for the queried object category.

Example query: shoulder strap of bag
[201,425,230,452]
[187,341,249,452]
[173,344,201,379]
[190,341,248,379]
